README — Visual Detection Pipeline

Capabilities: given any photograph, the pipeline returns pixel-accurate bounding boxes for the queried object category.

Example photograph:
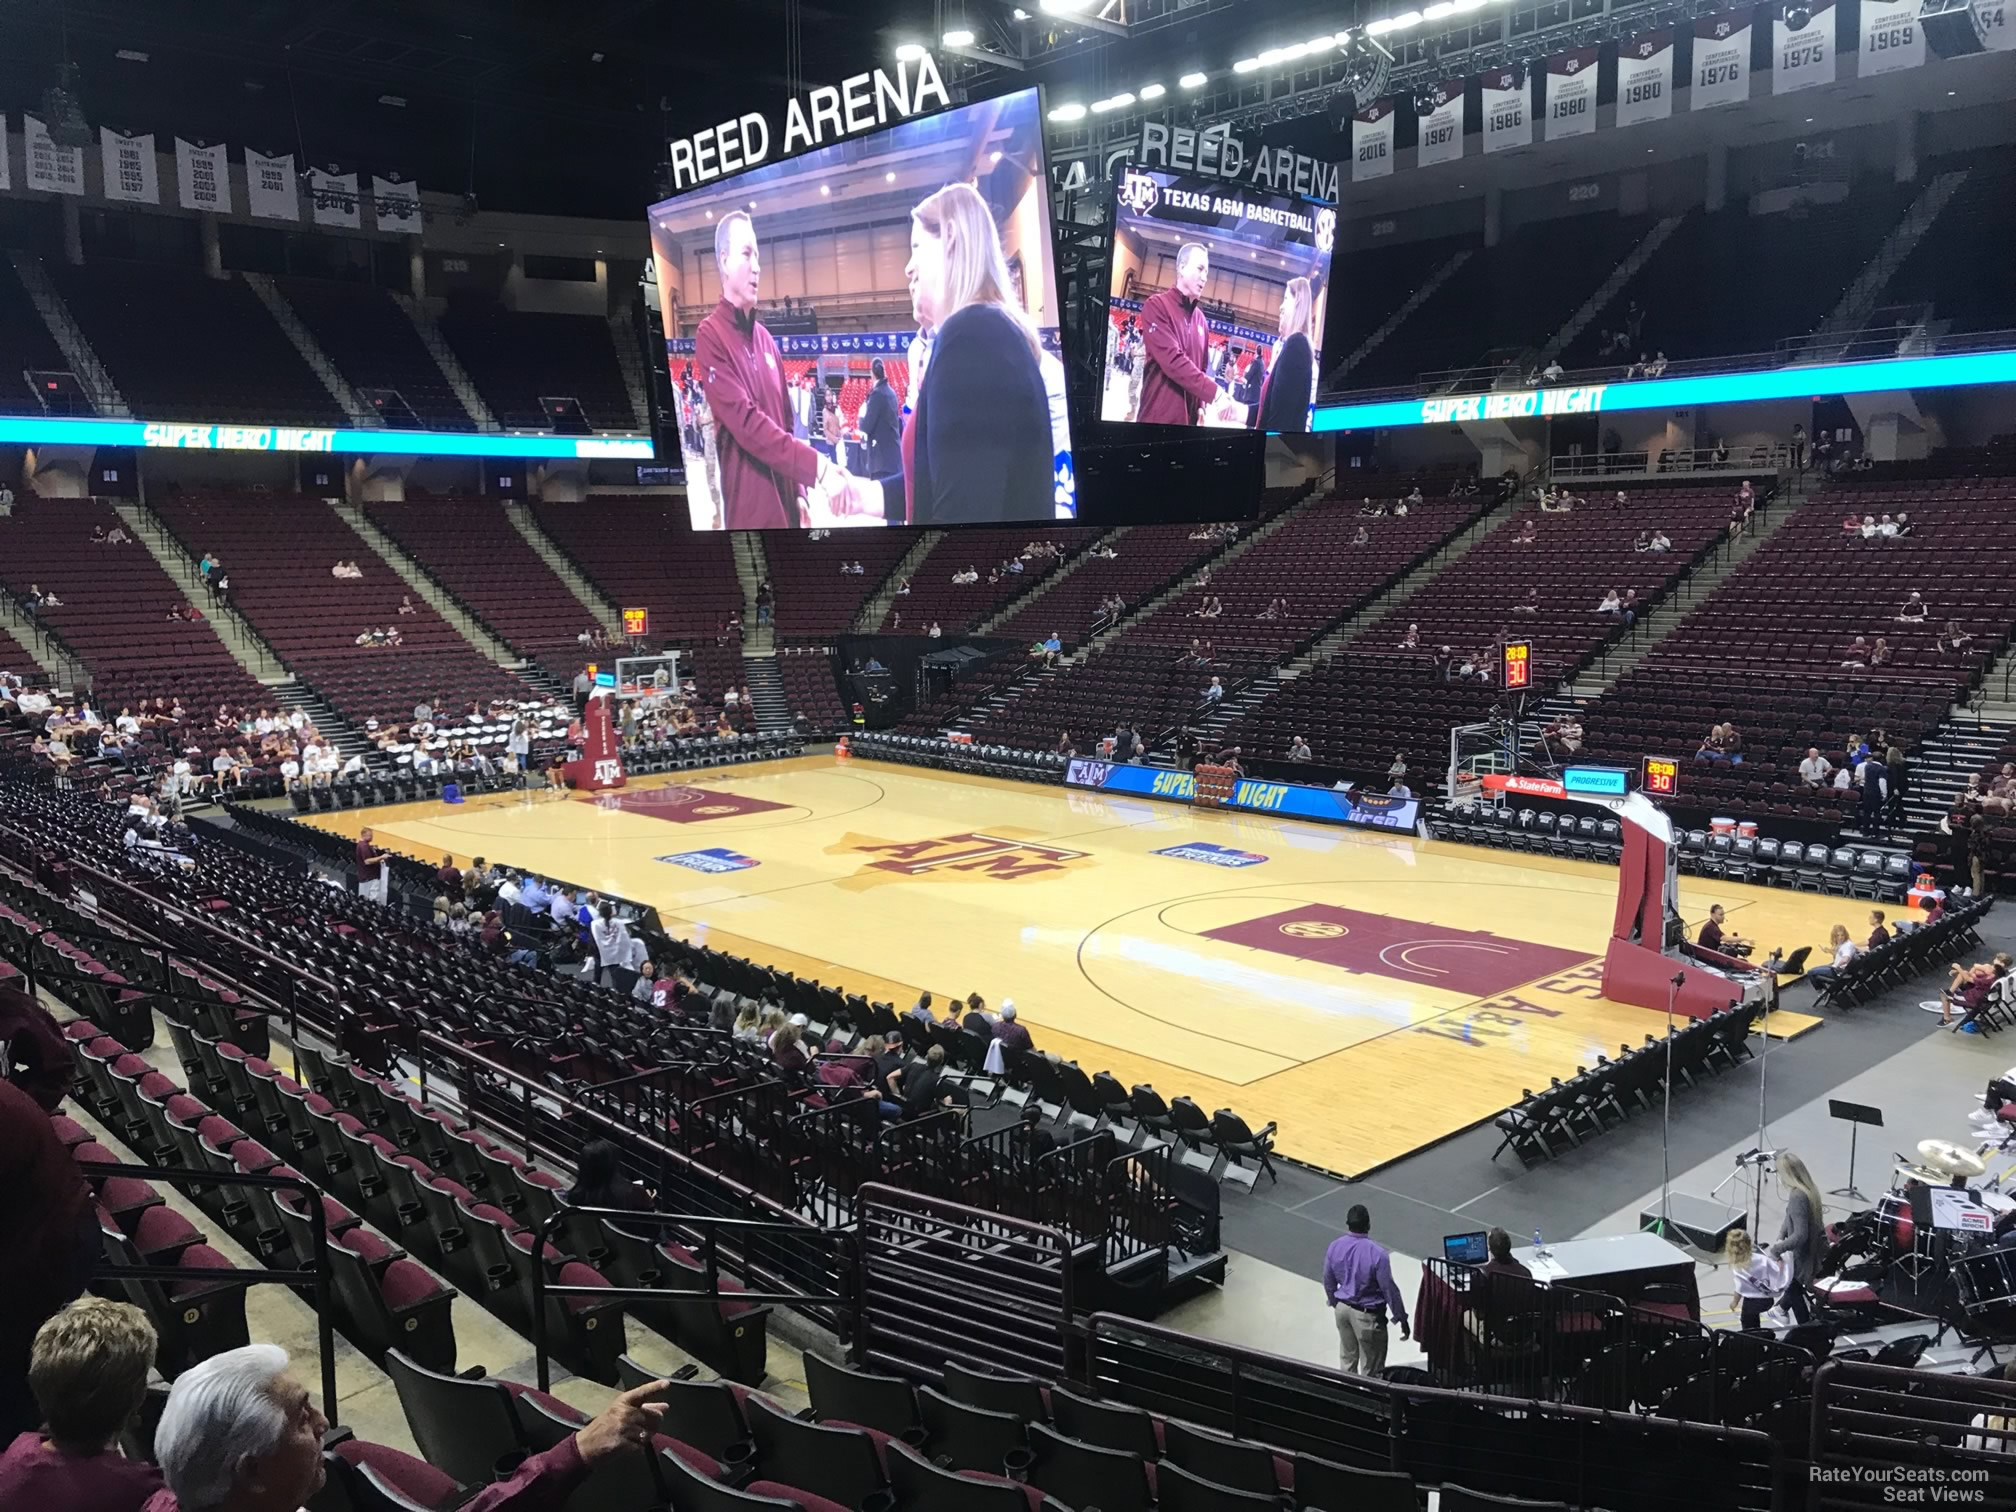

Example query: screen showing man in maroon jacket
[1103,163,1335,434]
[692,213,842,529]
[1135,243,1224,426]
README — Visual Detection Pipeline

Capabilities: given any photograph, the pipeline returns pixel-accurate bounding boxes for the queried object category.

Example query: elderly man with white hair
[145,1344,670,1512]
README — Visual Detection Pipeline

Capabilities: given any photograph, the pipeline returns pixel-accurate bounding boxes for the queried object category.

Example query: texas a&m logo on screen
[1502,641,1532,691]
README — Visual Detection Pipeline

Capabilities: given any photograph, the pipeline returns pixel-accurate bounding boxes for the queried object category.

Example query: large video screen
[648,88,1072,531]
[1102,164,1335,434]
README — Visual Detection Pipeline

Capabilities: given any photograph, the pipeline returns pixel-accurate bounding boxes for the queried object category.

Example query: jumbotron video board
[648,86,1074,531]
[1102,163,1337,435]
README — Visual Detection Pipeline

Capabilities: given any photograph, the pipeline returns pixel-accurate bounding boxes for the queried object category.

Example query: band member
[1136,242,1221,425]
[839,183,1052,526]
[693,211,844,528]
[1255,276,1317,434]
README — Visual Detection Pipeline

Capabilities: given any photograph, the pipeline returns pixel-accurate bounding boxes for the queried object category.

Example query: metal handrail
[79,1160,337,1420]
[525,1204,856,1391]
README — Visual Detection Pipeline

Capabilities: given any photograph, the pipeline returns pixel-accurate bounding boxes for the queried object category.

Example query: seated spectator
[1288,735,1312,762]
[1620,588,1639,625]
[1512,520,1538,546]
[1859,514,1879,541]
[1548,717,1583,755]
[564,1139,650,1212]
[1204,676,1224,704]
[1840,511,1863,538]
[994,1001,1033,1054]
[1696,903,1752,959]
[1939,620,1974,656]
[397,595,417,616]
[1513,586,1539,615]
[1041,632,1062,666]
[1647,529,1671,553]
[1866,910,1891,950]
[1405,486,1424,508]
[1895,591,1927,623]
[1695,724,1735,763]
[1397,623,1421,651]
[1940,954,2011,1030]
[1869,637,1892,668]
[148,1344,668,1512]
[1894,511,1913,538]
[1646,352,1668,377]
[1798,748,1833,786]
[1595,588,1623,620]
[1632,530,1651,551]
[0,1299,162,1510]
[1840,636,1870,668]
[1877,513,1899,541]
[1477,1228,1532,1279]
[1351,525,1370,546]
[1805,925,1860,992]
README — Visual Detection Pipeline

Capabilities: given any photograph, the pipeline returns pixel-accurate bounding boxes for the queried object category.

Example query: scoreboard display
[622,607,650,638]
[1502,641,1532,691]
[1642,755,1681,798]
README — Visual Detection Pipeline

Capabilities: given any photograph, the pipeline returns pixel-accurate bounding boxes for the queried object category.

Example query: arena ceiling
[0,0,904,218]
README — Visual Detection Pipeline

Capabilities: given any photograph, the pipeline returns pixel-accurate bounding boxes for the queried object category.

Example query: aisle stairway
[332,502,520,668]
[742,656,792,730]
[853,532,942,632]
[505,503,624,639]
[971,527,1130,636]
[116,502,288,682]
[732,533,775,654]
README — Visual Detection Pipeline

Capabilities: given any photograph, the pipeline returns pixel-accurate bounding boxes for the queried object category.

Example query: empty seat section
[437,305,636,431]
[277,279,475,430]
[45,260,344,426]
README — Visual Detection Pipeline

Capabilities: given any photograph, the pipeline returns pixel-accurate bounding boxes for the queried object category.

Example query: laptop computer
[1442,1231,1490,1265]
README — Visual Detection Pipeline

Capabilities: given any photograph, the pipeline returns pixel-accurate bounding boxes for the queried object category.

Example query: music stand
[1829,1099,1883,1200]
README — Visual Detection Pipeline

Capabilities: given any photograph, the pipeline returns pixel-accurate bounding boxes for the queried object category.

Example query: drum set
[1850,1138,2016,1357]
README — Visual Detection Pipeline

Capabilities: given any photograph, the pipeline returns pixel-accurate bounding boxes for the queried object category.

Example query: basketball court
[303,755,1851,1177]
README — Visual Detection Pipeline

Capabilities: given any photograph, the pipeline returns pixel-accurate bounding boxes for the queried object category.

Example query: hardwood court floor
[303,757,1857,1177]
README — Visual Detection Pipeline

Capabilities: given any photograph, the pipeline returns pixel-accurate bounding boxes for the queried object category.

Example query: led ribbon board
[0,414,653,459]
[1311,347,2016,432]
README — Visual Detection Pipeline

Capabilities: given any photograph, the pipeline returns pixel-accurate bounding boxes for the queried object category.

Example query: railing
[856,1183,1076,1384]
[1080,1312,1788,1512]
[525,1204,856,1392]
[1551,444,1793,479]
[1809,1359,2016,1508]
[81,1160,339,1422]
[1415,1257,1811,1422]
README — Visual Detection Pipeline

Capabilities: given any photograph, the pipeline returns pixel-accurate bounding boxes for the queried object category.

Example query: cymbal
[1918,1138,1988,1178]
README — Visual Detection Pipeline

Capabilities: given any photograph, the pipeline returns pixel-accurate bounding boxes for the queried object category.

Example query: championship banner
[175,138,232,212]
[1691,11,1753,109]
[1774,0,1837,94]
[1616,29,1674,126]
[371,172,422,233]
[1858,0,1923,73]
[99,128,159,204]
[1416,80,1465,167]
[0,118,9,192]
[23,115,85,196]
[308,165,362,228]
[1351,97,1395,182]
[245,148,299,220]
[1544,49,1598,140]
[1981,0,2015,50]
[1481,68,1531,154]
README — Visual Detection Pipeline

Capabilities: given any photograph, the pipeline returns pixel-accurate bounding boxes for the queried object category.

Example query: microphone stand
[1651,969,1684,1238]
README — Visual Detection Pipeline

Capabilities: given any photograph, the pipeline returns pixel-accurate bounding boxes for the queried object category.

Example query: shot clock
[1503,641,1532,691]
[1642,755,1680,798]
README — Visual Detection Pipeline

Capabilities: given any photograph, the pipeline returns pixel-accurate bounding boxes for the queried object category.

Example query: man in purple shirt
[1322,1204,1410,1374]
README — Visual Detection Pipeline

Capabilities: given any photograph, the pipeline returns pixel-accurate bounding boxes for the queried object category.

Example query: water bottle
[1533,1227,1547,1260]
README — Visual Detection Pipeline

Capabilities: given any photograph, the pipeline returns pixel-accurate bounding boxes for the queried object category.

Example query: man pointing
[1137,242,1229,426]
[694,211,845,528]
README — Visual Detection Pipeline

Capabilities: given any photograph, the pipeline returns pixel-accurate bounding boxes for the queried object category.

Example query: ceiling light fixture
[893,42,927,61]
[819,184,831,195]
[1232,57,1261,72]
[1139,82,1166,99]
[942,28,975,46]
[1048,101,1088,122]
[115,49,148,62]
[1179,71,1209,88]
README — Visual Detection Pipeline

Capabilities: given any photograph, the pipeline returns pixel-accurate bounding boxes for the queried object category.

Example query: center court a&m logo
[829,830,1092,890]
